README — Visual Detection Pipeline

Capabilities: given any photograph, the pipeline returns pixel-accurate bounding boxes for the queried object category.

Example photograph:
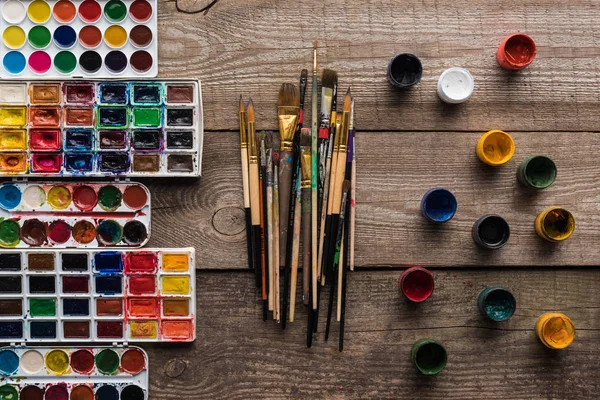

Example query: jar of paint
[398,266,434,302]
[420,188,457,223]
[536,312,575,349]
[472,215,510,249]
[387,53,422,89]
[535,206,575,242]
[478,286,516,321]
[476,130,515,166]
[437,67,474,104]
[411,339,447,375]
[517,155,557,189]
[497,34,537,71]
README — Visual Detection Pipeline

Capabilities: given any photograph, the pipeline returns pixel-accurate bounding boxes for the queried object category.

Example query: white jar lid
[437,67,474,104]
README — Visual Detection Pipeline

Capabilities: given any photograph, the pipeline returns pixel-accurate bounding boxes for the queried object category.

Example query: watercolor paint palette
[0,182,151,248]
[0,248,196,342]
[0,79,203,176]
[0,0,158,78]
[0,346,148,399]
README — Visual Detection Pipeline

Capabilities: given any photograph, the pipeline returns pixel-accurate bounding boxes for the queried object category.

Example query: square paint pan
[0,181,151,248]
[0,247,196,342]
[0,0,158,78]
[0,345,149,399]
[0,78,203,177]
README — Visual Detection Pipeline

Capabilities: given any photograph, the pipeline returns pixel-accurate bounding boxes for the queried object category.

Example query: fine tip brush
[300,127,313,347]
[265,133,274,313]
[259,132,268,320]
[246,99,262,292]
[272,149,281,322]
[239,96,253,273]
[310,41,319,317]
[277,84,300,307]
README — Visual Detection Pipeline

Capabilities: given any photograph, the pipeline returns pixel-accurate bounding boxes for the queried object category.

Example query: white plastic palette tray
[0,181,152,248]
[0,79,203,177]
[0,248,196,342]
[0,346,149,399]
[0,0,158,78]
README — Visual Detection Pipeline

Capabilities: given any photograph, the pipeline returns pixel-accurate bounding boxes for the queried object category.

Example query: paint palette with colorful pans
[0,0,158,78]
[0,248,196,342]
[0,79,203,177]
[0,346,149,400]
[0,182,151,248]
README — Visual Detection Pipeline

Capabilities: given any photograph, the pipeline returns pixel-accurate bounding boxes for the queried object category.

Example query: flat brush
[259,133,268,320]
[317,69,337,228]
[278,83,300,305]
[323,114,342,285]
[247,99,262,292]
[239,96,253,272]
[282,70,307,329]
[326,89,351,285]
[299,128,312,307]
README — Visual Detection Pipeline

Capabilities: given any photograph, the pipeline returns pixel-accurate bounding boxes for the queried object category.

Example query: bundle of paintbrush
[238,44,357,351]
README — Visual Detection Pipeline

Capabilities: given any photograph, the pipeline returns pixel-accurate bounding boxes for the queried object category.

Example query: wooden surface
[143,0,600,398]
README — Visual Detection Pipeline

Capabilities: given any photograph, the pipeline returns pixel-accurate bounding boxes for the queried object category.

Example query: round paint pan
[398,266,434,302]
[78,25,102,49]
[104,0,127,23]
[78,0,102,23]
[73,185,98,211]
[70,349,95,374]
[0,219,20,247]
[27,0,51,23]
[105,50,128,74]
[129,25,153,49]
[129,0,153,22]
[478,286,516,321]
[47,219,72,244]
[120,348,146,374]
[472,215,510,249]
[96,219,123,245]
[437,67,474,104]
[53,0,76,23]
[95,348,120,375]
[20,218,48,246]
[53,25,77,50]
[28,51,52,75]
[535,206,575,242]
[0,349,19,375]
[2,0,26,24]
[130,50,153,73]
[104,25,128,49]
[387,53,422,89]
[28,26,52,50]
[122,220,148,246]
[420,188,457,223]
[536,312,575,349]
[476,130,515,166]
[72,220,96,244]
[79,50,102,74]
[497,33,536,71]
[2,25,26,50]
[123,185,149,210]
[3,51,26,75]
[0,183,21,210]
[411,339,447,375]
[518,155,557,189]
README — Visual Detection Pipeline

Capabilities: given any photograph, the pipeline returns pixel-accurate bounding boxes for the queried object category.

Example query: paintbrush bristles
[278,84,300,108]
[247,98,255,122]
[342,179,351,194]
[343,88,352,113]
[300,127,312,148]
[322,69,337,90]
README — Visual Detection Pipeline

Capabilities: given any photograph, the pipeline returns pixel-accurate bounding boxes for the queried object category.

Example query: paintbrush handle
[244,208,252,270]
[317,150,333,279]
[259,176,267,302]
[337,232,344,322]
[267,185,274,311]
[282,156,300,328]
[249,163,261,287]
[289,191,301,322]
[349,157,356,271]
[301,187,311,306]
[279,150,294,268]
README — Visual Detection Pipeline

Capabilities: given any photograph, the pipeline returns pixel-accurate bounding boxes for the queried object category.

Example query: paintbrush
[326,89,351,285]
[259,133,268,320]
[247,99,262,293]
[277,83,300,305]
[317,120,335,281]
[349,120,356,271]
[239,96,253,273]
[299,128,312,307]
[317,69,337,228]
[340,180,352,352]
[288,162,302,323]
[282,70,307,329]
[310,42,319,315]
[265,134,274,312]
[322,114,342,285]
[336,180,351,322]
[273,151,281,322]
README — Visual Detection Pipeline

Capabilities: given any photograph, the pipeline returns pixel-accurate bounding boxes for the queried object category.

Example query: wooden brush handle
[241,148,250,208]
[249,164,261,225]
[289,194,301,322]
[301,187,311,306]
[279,149,294,267]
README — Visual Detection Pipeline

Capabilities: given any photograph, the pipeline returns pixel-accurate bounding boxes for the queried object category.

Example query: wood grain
[146,269,600,399]
[158,0,600,132]
[145,130,600,269]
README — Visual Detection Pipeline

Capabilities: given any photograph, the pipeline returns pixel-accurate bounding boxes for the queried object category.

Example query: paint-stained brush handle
[301,187,311,306]
[278,149,294,268]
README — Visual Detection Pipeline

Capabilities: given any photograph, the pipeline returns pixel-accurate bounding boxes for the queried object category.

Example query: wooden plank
[145,130,600,269]
[158,0,600,132]
[146,269,600,399]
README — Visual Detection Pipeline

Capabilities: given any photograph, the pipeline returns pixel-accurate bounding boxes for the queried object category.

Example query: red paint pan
[497,34,536,71]
[398,266,434,302]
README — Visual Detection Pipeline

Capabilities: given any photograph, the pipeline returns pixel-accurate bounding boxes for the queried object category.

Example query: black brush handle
[324,275,336,341]
[282,158,300,329]
[252,225,261,288]
[245,208,253,270]
[327,213,340,284]
[339,194,351,351]
[307,288,313,348]
[321,214,332,281]
[313,284,320,333]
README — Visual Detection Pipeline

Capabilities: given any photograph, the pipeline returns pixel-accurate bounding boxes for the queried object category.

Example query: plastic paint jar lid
[478,286,516,321]
[497,34,536,71]
[2,0,26,24]
[411,339,447,375]
[535,206,575,242]
[437,67,474,104]
[420,187,457,223]
[387,53,422,88]
[476,130,515,166]
[518,155,557,189]
[536,312,575,349]
[472,214,510,249]
[398,266,434,302]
